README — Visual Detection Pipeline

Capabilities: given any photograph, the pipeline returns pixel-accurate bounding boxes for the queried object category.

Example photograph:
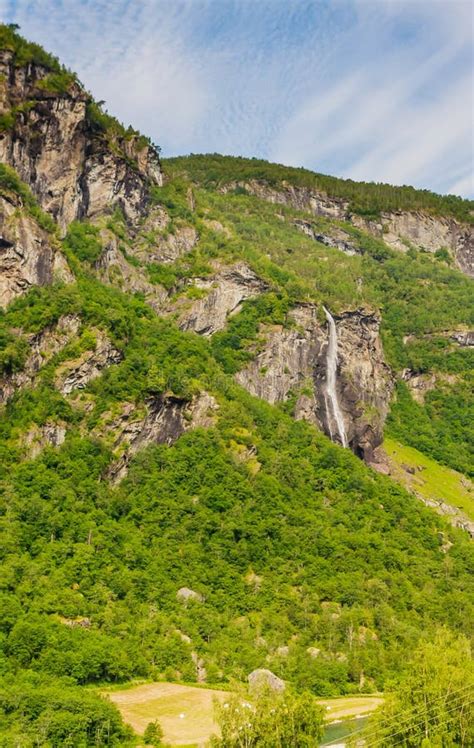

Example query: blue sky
[1,0,473,197]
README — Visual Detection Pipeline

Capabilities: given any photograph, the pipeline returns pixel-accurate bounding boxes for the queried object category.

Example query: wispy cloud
[1,0,472,196]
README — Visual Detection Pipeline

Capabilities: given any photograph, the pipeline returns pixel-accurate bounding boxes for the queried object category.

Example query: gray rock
[0,314,81,404]
[176,263,267,336]
[0,50,162,233]
[177,587,204,604]
[248,668,285,693]
[0,194,72,308]
[236,304,394,461]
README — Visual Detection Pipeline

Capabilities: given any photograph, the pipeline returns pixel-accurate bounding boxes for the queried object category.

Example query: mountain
[0,25,473,745]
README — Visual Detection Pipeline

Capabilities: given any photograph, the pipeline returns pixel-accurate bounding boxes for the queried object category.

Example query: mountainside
[0,26,473,746]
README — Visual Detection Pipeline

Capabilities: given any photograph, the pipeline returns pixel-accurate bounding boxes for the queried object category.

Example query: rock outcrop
[352,211,474,276]
[105,391,218,482]
[176,263,267,335]
[95,230,167,311]
[22,420,67,458]
[0,50,162,232]
[0,192,72,307]
[223,180,474,276]
[55,330,122,395]
[236,305,393,460]
[0,314,81,403]
[248,668,285,693]
[293,219,359,256]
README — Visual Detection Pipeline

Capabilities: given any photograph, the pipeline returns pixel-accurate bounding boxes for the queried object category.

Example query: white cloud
[1,0,472,196]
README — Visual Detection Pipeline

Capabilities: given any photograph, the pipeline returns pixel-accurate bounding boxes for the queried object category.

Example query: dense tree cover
[360,630,474,747]
[1,276,473,742]
[165,154,474,223]
[211,687,324,747]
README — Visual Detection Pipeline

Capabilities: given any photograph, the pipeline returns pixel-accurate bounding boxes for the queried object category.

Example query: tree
[210,687,324,747]
[143,720,164,746]
[360,630,474,747]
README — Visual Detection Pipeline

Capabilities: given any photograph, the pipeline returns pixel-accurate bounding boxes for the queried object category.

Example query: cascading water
[323,306,348,448]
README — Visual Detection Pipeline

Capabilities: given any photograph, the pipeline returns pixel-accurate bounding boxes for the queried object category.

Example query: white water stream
[323,306,348,448]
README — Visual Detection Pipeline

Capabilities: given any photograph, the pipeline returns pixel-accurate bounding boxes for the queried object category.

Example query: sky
[1,0,473,197]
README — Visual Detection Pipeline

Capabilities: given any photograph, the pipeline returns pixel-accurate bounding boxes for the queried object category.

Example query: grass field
[105,682,383,746]
[383,438,474,521]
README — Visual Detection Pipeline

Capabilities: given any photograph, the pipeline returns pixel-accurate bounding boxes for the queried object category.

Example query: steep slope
[0,26,162,231]
[168,154,474,275]
[0,26,473,746]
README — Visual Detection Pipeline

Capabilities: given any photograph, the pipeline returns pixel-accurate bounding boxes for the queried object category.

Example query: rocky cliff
[236,304,393,460]
[222,179,474,276]
[0,50,162,231]
[0,189,71,307]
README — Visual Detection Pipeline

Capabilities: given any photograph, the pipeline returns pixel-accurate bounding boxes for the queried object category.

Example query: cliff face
[0,191,71,307]
[223,179,474,276]
[236,305,394,460]
[0,50,162,232]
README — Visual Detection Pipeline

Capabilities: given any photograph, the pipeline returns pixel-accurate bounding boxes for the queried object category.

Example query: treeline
[166,154,474,223]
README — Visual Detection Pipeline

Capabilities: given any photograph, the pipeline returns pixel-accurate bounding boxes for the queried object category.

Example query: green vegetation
[63,221,104,265]
[362,630,473,747]
[384,437,474,521]
[211,687,324,747]
[0,31,473,743]
[387,379,473,478]
[0,672,133,747]
[166,154,474,223]
[1,280,473,725]
[0,23,69,73]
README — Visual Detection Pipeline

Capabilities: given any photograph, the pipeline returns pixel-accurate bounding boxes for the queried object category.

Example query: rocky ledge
[0,50,162,231]
[222,179,474,276]
[0,192,72,308]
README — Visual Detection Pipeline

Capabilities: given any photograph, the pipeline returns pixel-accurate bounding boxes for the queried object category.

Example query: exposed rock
[177,263,267,335]
[236,304,393,460]
[0,193,72,307]
[353,211,474,276]
[222,179,348,220]
[0,314,81,404]
[402,369,459,405]
[22,420,67,458]
[95,230,167,312]
[419,497,474,539]
[55,330,122,394]
[307,647,321,659]
[191,651,207,682]
[177,587,204,604]
[0,51,162,232]
[293,219,359,255]
[137,225,198,265]
[59,616,92,629]
[202,218,232,238]
[106,391,218,482]
[223,180,474,276]
[276,646,289,657]
[248,668,285,693]
[450,330,474,347]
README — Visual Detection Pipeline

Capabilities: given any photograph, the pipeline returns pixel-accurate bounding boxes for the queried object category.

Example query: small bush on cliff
[63,221,103,264]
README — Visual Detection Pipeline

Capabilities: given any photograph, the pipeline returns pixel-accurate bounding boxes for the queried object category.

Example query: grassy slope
[383,437,474,521]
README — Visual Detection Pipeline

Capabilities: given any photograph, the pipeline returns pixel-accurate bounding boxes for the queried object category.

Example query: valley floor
[104,682,383,746]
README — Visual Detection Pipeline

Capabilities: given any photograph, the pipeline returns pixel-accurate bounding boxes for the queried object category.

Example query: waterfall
[323,306,348,448]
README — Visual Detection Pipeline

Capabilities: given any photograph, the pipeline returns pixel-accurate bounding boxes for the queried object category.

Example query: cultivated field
[105,682,383,746]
